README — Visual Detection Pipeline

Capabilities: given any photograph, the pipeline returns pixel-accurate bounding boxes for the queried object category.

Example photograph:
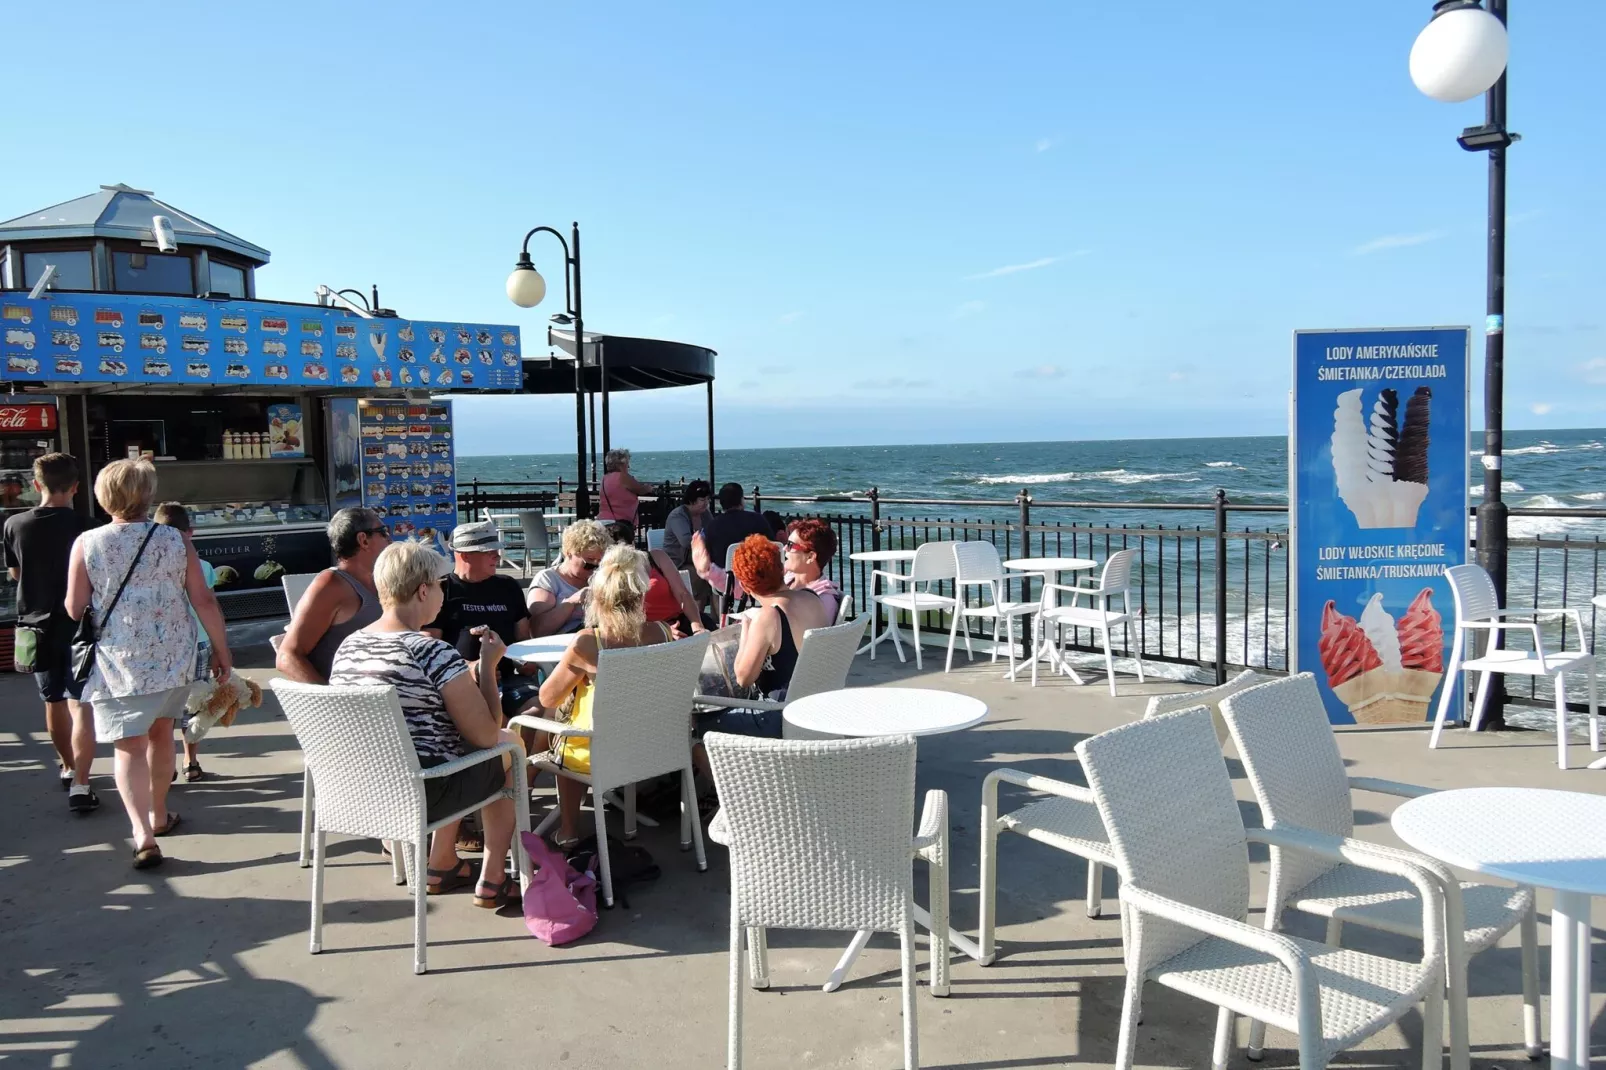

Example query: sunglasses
[785,542,811,554]
[362,526,390,538]
[579,558,601,570]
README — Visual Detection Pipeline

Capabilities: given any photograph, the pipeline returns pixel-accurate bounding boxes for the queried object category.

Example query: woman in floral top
[66,460,232,869]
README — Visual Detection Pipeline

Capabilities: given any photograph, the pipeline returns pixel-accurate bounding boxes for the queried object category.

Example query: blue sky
[4,0,1602,454]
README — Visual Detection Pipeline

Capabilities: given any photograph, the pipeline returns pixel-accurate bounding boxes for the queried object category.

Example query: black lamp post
[1410,0,1514,726]
[507,222,590,518]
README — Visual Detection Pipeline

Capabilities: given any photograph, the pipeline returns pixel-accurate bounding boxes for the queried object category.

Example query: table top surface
[849,549,918,563]
[782,687,988,738]
[1392,786,1606,896]
[504,636,574,664]
[1004,556,1097,572]
[1595,594,1606,609]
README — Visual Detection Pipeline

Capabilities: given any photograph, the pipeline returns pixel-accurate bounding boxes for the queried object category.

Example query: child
[153,502,215,781]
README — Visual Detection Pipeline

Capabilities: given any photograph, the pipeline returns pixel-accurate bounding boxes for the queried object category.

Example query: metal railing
[458,479,1606,710]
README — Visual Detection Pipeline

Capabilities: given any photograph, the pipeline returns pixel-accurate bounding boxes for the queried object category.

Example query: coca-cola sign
[0,404,57,432]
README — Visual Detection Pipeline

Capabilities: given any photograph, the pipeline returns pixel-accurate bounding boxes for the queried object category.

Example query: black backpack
[564,834,660,909]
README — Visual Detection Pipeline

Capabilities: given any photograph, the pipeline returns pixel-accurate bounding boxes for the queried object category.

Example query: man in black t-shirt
[702,482,775,567]
[3,452,97,813]
[425,521,539,718]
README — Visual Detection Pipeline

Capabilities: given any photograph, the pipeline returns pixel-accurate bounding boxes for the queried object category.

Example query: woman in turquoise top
[156,503,215,782]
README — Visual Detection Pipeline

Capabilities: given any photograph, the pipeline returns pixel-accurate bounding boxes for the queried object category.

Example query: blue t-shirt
[190,558,216,647]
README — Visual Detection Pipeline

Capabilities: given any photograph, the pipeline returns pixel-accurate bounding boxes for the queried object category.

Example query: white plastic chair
[1429,563,1598,768]
[704,731,948,1070]
[270,680,531,976]
[693,616,871,721]
[948,541,1038,675]
[978,670,1275,956]
[646,527,665,551]
[282,572,319,615]
[1222,673,1540,1070]
[1034,548,1143,694]
[517,510,553,577]
[873,541,958,670]
[833,592,855,625]
[1077,707,1445,1070]
[510,633,711,908]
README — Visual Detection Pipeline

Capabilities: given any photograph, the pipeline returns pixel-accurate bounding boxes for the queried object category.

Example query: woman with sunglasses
[691,517,843,622]
[526,519,611,637]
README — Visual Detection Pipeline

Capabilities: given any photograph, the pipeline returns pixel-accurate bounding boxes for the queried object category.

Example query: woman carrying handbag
[65,460,232,869]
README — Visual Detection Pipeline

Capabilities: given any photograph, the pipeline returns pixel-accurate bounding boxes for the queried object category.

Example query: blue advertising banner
[0,293,522,390]
[1291,327,1469,725]
[358,398,456,555]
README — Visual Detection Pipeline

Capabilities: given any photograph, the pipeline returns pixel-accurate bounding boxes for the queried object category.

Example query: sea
[458,427,1606,538]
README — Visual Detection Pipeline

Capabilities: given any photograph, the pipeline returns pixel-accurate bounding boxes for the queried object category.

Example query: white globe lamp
[506,260,547,308]
[1410,3,1509,103]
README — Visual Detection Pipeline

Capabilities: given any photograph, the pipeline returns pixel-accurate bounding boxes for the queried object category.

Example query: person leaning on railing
[526,519,611,637]
[596,449,654,528]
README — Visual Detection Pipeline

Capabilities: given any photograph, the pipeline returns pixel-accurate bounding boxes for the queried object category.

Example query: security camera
[151,215,178,253]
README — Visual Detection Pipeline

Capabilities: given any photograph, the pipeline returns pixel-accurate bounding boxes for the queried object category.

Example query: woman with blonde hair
[595,448,654,528]
[536,543,674,844]
[526,519,612,636]
[66,460,232,869]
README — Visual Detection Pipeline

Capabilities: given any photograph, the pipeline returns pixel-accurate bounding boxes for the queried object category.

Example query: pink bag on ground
[519,831,598,946]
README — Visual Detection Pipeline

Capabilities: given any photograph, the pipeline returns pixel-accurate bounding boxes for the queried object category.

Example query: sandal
[472,876,518,910]
[153,812,183,837]
[426,857,475,895]
[184,761,205,783]
[132,844,164,869]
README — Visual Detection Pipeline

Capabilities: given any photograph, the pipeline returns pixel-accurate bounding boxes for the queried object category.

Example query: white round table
[1393,787,1606,1070]
[781,686,989,992]
[850,549,919,657]
[1002,556,1098,681]
[782,686,988,738]
[504,636,574,667]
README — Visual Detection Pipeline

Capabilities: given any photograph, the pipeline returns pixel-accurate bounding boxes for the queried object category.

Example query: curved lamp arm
[515,225,576,314]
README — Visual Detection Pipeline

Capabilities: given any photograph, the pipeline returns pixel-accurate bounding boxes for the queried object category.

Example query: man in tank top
[276,507,387,683]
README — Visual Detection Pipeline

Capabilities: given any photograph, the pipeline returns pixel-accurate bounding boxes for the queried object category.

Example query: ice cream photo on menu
[1331,385,1431,529]
[1319,588,1445,723]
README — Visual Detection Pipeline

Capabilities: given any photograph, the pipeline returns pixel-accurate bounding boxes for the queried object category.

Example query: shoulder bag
[71,523,159,685]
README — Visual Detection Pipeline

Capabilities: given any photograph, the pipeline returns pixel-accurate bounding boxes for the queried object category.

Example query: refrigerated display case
[0,398,64,623]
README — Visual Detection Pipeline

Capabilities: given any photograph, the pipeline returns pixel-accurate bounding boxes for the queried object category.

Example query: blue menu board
[358,398,456,554]
[0,293,522,390]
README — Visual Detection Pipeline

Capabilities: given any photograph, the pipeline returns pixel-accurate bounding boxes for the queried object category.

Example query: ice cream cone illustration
[1321,592,1445,724]
[1331,385,1431,529]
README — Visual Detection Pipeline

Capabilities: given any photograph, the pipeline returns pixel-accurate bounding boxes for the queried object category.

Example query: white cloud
[1035,137,1054,153]
[1168,371,1187,382]
[951,300,986,319]
[1351,230,1447,256]
[1582,358,1606,385]
[966,252,1087,280]
[1015,364,1065,379]
[778,311,803,324]
[1530,402,1553,416]
[853,377,930,390]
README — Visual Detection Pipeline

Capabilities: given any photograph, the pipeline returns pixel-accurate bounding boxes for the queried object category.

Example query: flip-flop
[426,857,475,895]
[132,845,163,869]
[153,812,183,837]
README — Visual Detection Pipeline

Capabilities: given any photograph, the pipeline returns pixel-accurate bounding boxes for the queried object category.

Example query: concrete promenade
[1,633,1599,1068]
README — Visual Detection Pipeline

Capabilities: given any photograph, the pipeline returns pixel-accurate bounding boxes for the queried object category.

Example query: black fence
[458,481,1606,711]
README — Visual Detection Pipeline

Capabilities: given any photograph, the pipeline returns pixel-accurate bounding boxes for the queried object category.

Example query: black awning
[521,330,716,394]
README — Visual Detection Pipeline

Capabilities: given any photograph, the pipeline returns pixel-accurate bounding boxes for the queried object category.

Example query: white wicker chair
[692,616,870,721]
[1221,673,1540,1069]
[280,570,320,868]
[1143,668,1274,746]
[1429,562,1598,768]
[979,671,1273,956]
[1034,548,1143,694]
[1077,707,1445,1070]
[271,680,531,976]
[947,541,1038,675]
[873,541,958,670]
[510,633,711,908]
[834,592,855,625]
[704,732,948,1070]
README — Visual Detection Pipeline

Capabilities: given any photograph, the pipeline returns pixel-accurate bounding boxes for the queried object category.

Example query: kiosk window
[209,260,247,299]
[113,251,193,295]
[23,250,94,290]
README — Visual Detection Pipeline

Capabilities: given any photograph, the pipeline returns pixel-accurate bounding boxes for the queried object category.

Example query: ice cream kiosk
[0,185,521,632]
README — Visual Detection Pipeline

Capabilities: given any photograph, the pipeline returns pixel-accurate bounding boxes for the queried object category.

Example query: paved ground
[1,631,1601,1069]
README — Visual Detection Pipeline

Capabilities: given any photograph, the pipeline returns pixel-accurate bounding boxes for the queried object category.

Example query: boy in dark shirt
[425,521,541,718]
[3,453,96,812]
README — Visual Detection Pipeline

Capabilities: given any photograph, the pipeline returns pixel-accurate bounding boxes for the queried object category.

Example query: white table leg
[823,907,985,992]
[1550,891,1592,1070]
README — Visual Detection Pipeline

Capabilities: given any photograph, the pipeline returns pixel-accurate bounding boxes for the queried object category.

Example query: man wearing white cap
[425,521,541,719]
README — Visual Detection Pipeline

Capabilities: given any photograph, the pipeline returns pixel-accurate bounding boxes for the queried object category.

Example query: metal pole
[706,379,715,488]
[1214,488,1229,685]
[1474,0,1510,728]
[570,223,588,518]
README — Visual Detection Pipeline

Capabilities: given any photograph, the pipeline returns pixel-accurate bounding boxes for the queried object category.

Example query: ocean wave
[1204,461,1238,468]
[1503,442,1564,456]
[974,469,1197,486]
[1521,494,1575,510]
[1576,491,1606,501]
[1469,481,1524,496]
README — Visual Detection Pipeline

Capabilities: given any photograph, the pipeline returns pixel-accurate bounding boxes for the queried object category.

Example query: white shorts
[92,686,188,743]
